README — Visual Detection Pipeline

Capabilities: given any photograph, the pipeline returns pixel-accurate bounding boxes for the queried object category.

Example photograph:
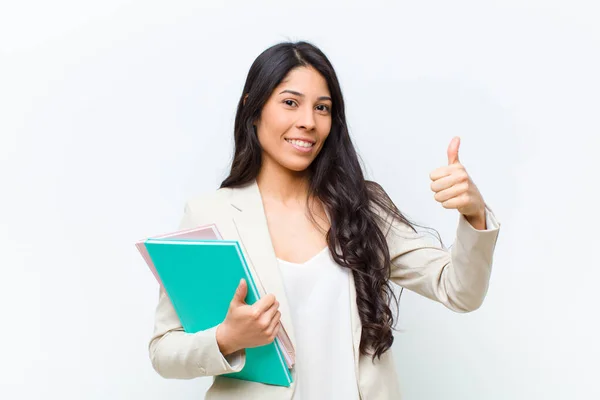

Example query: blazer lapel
[229,179,297,350]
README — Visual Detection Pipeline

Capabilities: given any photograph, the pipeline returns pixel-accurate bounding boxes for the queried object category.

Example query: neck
[256,158,310,207]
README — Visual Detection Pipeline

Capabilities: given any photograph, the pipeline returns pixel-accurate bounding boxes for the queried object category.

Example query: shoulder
[185,186,233,215]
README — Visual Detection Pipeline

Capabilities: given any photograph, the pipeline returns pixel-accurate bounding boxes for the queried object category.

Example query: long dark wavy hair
[220,41,433,361]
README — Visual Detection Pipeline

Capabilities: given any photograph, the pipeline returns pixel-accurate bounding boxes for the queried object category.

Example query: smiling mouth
[285,138,315,148]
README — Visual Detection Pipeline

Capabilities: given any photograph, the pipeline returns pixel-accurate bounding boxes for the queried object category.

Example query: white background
[1,1,599,399]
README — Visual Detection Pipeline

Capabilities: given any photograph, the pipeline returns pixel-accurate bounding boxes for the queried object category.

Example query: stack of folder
[136,224,295,387]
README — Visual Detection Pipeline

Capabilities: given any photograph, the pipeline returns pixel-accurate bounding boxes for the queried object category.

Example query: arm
[148,201,246,379]
[385,205,501,313]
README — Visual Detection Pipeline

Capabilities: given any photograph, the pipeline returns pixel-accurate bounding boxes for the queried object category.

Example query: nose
[296,105,316,131]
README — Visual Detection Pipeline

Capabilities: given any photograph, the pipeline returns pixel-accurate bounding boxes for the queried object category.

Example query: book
[135,223,222,288]
[136,224,295,369]
[142,238,293,387]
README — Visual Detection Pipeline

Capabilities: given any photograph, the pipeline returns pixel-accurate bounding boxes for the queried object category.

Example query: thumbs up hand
[429,137,486,227]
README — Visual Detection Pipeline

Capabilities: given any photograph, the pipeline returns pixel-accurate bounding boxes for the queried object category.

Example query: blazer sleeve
[148,201,247,379]
[383,204,501,312]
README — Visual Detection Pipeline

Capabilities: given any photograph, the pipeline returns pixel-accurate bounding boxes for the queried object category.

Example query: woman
[148,41,500,399]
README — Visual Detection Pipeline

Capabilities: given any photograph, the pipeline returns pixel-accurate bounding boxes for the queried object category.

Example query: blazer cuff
[194,325,246,376]
[458,204,500,233]
[221,350,245,370]
[455,204,500,262]
[216,326,246,370]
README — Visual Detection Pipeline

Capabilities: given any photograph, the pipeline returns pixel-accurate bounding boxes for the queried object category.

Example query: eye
[316,104,331,113]
[283,99,298,107]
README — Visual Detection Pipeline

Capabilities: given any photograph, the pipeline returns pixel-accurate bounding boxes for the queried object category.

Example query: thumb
[233,278,248,305]
[447,136,461,165]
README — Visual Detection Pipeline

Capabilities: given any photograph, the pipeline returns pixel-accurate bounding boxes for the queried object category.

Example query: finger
[430,169,469,192]
[266,313,282,337]
[434,182,469,203]
[430,162,467,182]
[233,279,248,305]
[441,193,470,209]
[261,300,280,323]
[430,174,456,193]
[252,293,277,315]
[447,136,461,165]
[429,165,453,181]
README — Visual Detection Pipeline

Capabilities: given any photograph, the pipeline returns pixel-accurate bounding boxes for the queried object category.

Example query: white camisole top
[277,247,360,400]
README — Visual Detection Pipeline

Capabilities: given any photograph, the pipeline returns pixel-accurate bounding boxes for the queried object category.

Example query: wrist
[464,207,486,230]
[216,323,238,356]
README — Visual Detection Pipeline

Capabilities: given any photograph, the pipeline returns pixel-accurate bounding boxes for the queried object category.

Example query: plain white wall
[1,1,598,399]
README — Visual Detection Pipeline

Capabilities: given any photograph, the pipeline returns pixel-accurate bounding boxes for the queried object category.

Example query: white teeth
[286,139,314,148]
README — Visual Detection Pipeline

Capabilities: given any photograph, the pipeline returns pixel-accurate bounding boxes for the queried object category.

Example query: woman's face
[254,66,333,173]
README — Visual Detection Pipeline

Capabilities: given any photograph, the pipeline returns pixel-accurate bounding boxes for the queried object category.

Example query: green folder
[144,238,293,387]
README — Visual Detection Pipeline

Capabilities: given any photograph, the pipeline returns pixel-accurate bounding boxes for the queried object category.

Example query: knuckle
[250,308,261,320]
[260,319,270,329]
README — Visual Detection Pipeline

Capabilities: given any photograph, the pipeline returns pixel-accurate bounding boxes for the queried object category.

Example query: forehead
[276,66,330,96]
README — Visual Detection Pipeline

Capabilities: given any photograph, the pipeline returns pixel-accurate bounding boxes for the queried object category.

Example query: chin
[282,160,312,173]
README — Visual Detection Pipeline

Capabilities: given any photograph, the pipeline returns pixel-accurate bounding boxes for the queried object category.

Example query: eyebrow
[279,89,332,102]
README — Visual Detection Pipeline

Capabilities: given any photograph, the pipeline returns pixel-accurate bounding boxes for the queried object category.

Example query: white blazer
[148,179,501,399]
